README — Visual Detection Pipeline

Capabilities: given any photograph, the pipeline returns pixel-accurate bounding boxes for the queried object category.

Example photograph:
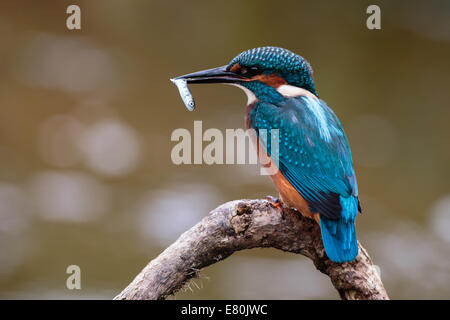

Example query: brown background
[0,0,449,299]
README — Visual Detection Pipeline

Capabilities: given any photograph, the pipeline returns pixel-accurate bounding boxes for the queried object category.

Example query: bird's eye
[246,66,260,77]
[238,66,260,77]
[249,66,259,73]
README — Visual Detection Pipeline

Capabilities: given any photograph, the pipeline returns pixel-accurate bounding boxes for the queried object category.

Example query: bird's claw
[265,195,281,206]
[265,196,285,218]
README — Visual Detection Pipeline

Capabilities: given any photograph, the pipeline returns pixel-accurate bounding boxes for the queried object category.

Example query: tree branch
[114,199,388,300]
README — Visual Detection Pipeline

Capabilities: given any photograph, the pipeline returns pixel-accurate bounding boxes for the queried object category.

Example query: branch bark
[114,199,388,300]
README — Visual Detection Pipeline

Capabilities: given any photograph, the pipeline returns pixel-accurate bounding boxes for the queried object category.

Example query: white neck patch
[276,84,317,99]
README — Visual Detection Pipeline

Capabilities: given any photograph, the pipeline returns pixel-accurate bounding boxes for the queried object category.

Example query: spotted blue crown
[228,47,317,95]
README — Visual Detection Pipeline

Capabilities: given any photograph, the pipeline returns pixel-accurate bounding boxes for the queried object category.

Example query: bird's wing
[252,95,359,220]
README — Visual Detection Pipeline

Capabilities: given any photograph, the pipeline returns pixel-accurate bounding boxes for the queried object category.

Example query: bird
[173,47,361,263]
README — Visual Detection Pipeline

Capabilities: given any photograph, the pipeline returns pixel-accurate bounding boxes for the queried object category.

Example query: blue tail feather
[320,196,358,263]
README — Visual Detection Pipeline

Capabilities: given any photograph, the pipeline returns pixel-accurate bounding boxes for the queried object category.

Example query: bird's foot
[265,195,284,218]
[265,195,281,206]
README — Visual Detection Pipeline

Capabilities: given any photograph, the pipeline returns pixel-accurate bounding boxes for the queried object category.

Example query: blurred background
[0,0,449,299]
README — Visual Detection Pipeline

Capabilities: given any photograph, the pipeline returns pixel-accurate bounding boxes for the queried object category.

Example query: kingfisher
[173,47,361,263]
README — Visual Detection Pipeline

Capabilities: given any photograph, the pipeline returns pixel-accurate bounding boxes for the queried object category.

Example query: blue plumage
[320,196,359,263]
[174,46,362,263]
[249,95,360,262]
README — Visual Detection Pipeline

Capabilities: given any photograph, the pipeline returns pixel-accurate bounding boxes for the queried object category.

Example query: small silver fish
[171,78,195,111]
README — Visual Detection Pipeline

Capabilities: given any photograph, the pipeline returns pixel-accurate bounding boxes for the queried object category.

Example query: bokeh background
[0,0,449,299]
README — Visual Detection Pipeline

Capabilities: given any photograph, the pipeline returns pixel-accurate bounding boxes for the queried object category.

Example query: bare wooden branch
[114,199,388,300]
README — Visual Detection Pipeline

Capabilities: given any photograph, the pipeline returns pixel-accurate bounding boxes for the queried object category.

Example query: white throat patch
[276,84,317,99]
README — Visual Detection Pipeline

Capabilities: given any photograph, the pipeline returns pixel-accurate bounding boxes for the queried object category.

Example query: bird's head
[174,46,317,104]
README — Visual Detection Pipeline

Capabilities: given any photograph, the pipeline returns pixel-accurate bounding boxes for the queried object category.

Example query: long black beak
[173,65,244,84]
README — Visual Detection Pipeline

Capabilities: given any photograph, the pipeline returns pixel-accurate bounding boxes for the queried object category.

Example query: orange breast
[252,136,320,225]
[245,104,320,225]
[270,167,320,224]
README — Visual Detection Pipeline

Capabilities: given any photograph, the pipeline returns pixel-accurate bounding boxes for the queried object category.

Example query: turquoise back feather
[248,95,360,262]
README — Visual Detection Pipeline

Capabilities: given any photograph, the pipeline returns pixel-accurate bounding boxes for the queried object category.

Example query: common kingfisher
[174,47,361,263]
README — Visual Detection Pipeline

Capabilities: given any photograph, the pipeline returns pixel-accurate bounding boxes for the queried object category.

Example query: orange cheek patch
[230,63,241,73]
[253,73,287,87]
